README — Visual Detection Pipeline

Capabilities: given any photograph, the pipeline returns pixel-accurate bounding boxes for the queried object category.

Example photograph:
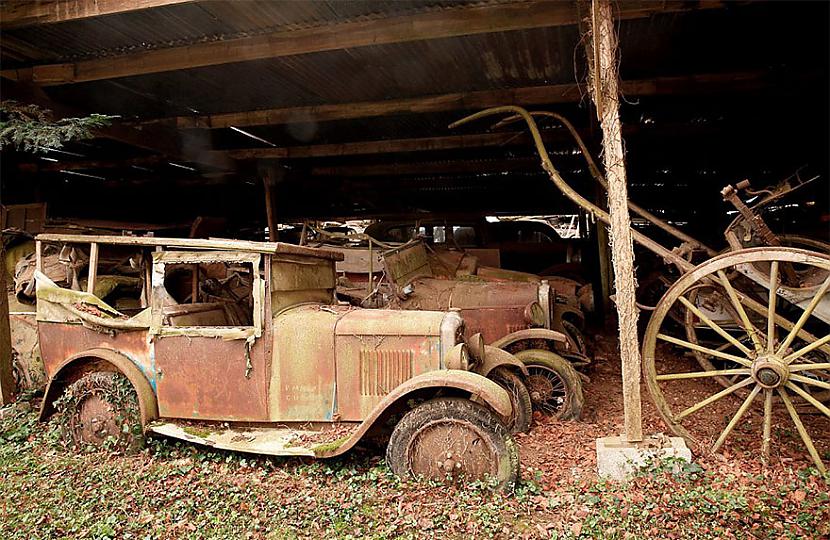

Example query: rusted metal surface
[335,311,445,421]
[34,234,519,464]
[8,305,44,391]
[155,335,269,421]
[38,322,153,382]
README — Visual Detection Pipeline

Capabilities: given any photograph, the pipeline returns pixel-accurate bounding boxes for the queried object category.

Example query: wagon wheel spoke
[655,368,750,381]
[776,275,830,357]
[777,387,826,473]
[767,261,779,354]
[789,373,830,391]
[678,295,753,357]
[712,384,761,452]
[743,294,830,357]
[761,389,773,464]
[789,362,830,372]
[675,377,754,421]
[715,270,764,354]
[783,334,830,364]
[785,382,830,418]
[645,248,829,470]
[657,333,752,367]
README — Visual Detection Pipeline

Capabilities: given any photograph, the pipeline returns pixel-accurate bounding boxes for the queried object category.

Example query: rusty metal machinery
[451,106,829,471]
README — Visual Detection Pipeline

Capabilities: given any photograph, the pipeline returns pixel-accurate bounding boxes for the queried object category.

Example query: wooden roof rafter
[1,0,724,86]
[158,70,778,130]
[0,0,195,29]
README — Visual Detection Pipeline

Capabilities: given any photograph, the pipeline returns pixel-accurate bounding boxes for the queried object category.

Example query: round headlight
[465,332,485,363]
[524,301,546,327]
[445,343,470,371]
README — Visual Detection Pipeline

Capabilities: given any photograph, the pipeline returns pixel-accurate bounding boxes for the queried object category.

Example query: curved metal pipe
[449,105,696,273]
[493,110,717,257]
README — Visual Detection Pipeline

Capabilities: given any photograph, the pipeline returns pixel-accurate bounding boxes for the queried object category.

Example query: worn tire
[562,320,587,356]
[55,371,143,453]
[514,349,584,421]
[490,367,532,434]
[386,397,519,490]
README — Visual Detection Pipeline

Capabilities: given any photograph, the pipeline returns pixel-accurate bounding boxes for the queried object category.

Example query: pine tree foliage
[0,101,116,153]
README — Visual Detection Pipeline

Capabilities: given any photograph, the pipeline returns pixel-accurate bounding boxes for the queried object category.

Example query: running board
[147,421,358,457]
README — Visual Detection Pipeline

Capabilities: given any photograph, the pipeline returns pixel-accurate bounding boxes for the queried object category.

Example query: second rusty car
[33,234,525,488]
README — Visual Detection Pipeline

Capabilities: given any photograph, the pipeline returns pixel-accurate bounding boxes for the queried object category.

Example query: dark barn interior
[1,0,827,251]
[3,2,830,529]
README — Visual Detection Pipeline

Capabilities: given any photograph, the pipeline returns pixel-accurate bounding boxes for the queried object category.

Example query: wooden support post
[263,169,278,242]
[191,265,199,304]
[587,0,643,442]
[87,242,99,295]
[0,246,13,405]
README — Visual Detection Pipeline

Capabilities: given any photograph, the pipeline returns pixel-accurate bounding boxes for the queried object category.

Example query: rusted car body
[332,240,590,367]
[33,234,524,485]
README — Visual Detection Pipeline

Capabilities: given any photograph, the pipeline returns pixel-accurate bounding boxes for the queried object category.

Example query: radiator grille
[360,349,414,396]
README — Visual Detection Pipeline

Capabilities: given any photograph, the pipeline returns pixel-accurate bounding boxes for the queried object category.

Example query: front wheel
[490,367,532,434]
[54,371,143,452]
[386,397,519,490]
[514,349,584,420]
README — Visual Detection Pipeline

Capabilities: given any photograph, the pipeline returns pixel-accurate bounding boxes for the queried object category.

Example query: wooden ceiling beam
[222,132,530,160]
[0,0,195,29]
[1,1,722,85]
[165,70,772,130]
[311,158,541,178]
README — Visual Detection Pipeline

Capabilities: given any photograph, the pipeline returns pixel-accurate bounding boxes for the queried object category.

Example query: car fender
[490,328,568,350]
[314,369,513,458]
[473,345,529,377]
[39,347,158,428]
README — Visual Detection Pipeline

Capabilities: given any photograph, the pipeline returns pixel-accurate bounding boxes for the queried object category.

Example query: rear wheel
[490,367,532,433]
[514,349,584,420]
[386,397,519,490]
[55,371,143,452]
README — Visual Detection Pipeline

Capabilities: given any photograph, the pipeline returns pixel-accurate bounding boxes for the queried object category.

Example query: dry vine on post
[586,0,643,442]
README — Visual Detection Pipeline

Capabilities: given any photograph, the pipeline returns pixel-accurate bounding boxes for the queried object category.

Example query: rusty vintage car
[33,234,527,488]
[327,240,587,421]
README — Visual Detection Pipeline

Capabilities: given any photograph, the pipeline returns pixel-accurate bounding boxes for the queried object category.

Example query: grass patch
[1,396,827,539]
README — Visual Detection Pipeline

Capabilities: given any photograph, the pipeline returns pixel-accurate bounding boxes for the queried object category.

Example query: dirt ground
[520,334,830,490]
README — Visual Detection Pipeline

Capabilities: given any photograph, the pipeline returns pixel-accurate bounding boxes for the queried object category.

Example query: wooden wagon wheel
[682,237,830,392]
[644,247,830,471]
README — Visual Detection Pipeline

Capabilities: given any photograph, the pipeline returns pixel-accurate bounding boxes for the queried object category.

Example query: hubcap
[751,355,789,389]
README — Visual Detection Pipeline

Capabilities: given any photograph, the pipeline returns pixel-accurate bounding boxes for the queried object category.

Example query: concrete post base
[596,435,692,481]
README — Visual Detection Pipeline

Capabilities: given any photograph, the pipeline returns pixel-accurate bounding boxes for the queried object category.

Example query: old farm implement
[451,106,830,471]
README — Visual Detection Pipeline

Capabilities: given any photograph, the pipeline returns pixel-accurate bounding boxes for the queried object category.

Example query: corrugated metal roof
[44,25,580,118]
[3,0,505,63]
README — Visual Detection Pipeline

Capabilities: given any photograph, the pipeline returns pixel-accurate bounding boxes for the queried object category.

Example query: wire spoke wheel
[513,349,584,420]
[644,248,830,472]
[490,367,532,434]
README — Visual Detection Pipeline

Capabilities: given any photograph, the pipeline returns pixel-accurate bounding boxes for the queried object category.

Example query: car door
[150,250,269,422]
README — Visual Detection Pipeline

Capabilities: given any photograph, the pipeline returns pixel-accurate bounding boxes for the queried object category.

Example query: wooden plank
[87,242,99,294]
[311,158,539,177]
[26,155,166,172]
[225,132,526,160]
[1,1,722,85]
[1,0,195,29]
[0,246,12,405]
[36,233,345,261]
[263,170,277,242]
[168,70,769,130]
